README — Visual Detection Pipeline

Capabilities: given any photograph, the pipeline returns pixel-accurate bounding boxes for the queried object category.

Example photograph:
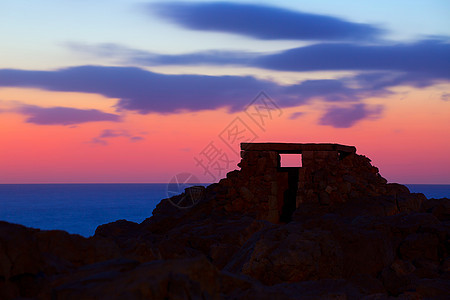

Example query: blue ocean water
[405,184,450,199]
[0,184,448,237]
[0,184,169,237]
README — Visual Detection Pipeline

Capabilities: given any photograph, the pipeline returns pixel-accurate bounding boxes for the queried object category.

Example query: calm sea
[0,184,169,237]
[0,183,448,237]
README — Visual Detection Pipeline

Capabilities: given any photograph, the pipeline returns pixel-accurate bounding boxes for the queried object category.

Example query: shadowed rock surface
[0,143,449,299]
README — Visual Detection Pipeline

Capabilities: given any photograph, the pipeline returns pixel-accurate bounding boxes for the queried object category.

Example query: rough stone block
[239,187,253,202]
[271,181,278,196]
[256,157,267,173]
[325,185,336,194]
[319,191,330,205]
[266,209,279,223]
[268,196,278,210]
[314,151,330,159]
[302,150,314,160]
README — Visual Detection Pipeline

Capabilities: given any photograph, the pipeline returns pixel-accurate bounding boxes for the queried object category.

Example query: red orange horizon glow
[1,83,449,185]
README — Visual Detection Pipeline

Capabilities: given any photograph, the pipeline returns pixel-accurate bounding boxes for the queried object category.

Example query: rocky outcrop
[215,143,425,222]
[0,221,120,299]
[0,143,449,299]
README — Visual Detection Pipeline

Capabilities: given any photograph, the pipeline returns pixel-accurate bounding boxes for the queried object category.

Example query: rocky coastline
[1,143,449,299]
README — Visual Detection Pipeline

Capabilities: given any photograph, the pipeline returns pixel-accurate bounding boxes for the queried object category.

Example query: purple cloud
[99,129,129,138]
[68,39,450,86]
[289,112,304,120]
[319,104,383,128]
[90,129,145,145]
[0,66,397,128]
[17,105,120,125]
[0,66,284,114]
[129,136,144,142]
[284,79,378,103]
[0,66,392,114]
[66,43,258,66]
[90,137,108,146]
[255,39,450,80]
[151,2,381,41]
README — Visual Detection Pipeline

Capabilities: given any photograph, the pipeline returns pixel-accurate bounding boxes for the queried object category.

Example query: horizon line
[0,182,449,185]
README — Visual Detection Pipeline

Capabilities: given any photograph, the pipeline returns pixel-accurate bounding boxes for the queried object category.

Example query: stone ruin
[1,142,444,299]
[214,142,424,223]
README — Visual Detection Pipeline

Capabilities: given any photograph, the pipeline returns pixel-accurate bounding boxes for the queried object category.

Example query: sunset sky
[1,0,449,184]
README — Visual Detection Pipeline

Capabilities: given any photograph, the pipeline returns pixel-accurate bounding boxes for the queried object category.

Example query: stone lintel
[241,143,356,153]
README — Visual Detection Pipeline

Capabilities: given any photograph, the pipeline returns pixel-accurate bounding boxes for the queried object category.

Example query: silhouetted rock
[0,221,120,299]
[0,143,448,299]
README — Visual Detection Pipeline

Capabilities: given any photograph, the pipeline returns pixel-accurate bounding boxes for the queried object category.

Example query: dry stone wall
[214,143,424,223]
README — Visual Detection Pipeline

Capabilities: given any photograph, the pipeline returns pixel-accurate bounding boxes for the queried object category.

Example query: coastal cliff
[1,143,449,299]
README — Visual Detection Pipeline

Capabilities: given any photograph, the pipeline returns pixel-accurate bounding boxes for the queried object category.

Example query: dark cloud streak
[319,104,383,128]
[151,2,381,41]
[0,65,420,128]
[132,50,257,66]
[90,129,145,145]
[94,39,450,83]
[255,39,450,79]
[0,66,284,114]
[17,105,120,125]
[69,39,450,87]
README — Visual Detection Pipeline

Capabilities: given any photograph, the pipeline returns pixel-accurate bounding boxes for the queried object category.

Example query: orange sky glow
[1,1,450,185]
[1,83,449,184]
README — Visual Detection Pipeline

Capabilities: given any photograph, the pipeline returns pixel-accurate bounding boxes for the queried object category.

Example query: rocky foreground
[1,148,449,299]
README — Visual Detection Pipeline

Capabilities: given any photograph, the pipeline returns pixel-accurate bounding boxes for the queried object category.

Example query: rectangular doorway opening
[280,154,302,168]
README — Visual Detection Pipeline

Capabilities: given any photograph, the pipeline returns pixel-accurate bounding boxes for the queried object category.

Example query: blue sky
[2,0,449,115]
[2,0,449,70]
[1,1,449,183]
